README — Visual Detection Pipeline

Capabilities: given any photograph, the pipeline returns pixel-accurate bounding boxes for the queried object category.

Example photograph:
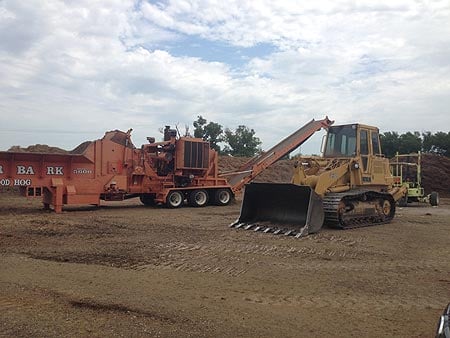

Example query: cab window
[360,130,369,171]
[371,131,381,155]
[360,130,369,155]
[324,125,357,157]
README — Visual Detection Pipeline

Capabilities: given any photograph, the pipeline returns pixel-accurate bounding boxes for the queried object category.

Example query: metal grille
[183,141,209,168]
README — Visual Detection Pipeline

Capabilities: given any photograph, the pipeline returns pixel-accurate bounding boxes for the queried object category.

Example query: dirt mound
[8,144,68,154]
[421,154,450,197]
[219,156,295,184]
[7,141,93,155]
[70,141,93,154]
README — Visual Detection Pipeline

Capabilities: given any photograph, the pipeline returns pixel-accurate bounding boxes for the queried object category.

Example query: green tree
[381,130,450,158]
[223,125,262,157]
[423,131,450,156]
[193,115,223,152]
[398,131,422,154]
[380,131,400,158]
[382,131,421,157]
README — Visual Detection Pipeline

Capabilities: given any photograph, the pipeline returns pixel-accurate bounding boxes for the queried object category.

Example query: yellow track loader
[230,119,407,237]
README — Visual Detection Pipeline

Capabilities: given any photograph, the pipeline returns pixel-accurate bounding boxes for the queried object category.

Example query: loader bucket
[231,183,324,237]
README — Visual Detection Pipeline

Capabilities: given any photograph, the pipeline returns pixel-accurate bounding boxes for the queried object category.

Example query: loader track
[323,190,396,229]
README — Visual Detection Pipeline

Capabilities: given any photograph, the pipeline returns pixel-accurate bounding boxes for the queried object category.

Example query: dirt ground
[0,192,449,337]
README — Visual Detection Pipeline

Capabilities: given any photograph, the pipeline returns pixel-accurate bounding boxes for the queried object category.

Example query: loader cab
[323,124,383,172]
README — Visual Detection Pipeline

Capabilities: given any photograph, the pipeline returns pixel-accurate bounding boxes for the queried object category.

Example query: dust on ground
[1,192,449,337]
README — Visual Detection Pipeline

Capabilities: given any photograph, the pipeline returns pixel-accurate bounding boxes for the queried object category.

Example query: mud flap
[231,183,324,237]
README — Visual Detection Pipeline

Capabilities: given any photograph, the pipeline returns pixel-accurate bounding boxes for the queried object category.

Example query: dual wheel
[166,189,232,208]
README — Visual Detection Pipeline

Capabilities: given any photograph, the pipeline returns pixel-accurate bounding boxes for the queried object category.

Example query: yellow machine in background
[390,152,439,207]
[231,121,407,237]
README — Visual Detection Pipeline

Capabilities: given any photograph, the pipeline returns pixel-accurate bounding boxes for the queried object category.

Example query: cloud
[0,0,449,155]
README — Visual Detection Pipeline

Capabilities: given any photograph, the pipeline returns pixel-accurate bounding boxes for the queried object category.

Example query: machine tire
[380,199,393,219]
[430,191,439,206]
[166,191,184,208]
[189,189,209,207]
[139,194,155,206]
[214,189,232,206]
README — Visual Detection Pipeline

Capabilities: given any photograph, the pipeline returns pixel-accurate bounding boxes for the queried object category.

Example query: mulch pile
[218,156,295,183]
[8,142,92,155]
[421,154,450,197]
[8,144,68,154]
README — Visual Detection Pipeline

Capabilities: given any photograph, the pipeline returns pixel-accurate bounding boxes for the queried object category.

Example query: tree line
[380,131,450,158]
[191,116,450,159]
[192,116,261,157]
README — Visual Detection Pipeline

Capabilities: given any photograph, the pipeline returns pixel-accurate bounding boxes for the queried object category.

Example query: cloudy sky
[1,0,449,154]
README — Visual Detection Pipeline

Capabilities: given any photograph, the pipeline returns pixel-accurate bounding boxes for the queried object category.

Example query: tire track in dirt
[153,240,362,259]
[130,239,447,278]
[130,240,363,276]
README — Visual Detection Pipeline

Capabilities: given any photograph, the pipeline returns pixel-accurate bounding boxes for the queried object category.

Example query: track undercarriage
[323,190,396,229]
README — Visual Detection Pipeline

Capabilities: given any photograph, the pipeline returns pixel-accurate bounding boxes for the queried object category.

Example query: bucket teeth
[230,223,315,238]
[295,227,308,238]
[284,230,294,236]
[230,221,310,239]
